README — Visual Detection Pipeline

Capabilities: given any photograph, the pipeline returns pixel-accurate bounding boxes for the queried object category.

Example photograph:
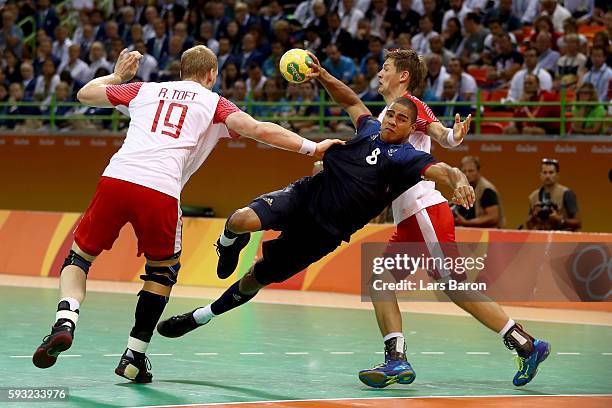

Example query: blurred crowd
[0,0,610,133]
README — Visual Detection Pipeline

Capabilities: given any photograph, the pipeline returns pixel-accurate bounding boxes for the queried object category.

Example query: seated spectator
[20,61,36,100]
[394,32,412,51]
[525,158,581,231]
[1,9,24,59]
[42,81,79,130]
[58,44,90,85]
[86,41,112,81]
[490,33,523,83]
[252,77,290,119]
[338,0,365,37]
[424,53,449,101]
[219,61,241,98]
[429,34,455,67]
[540,0,572,32]
[508,47,553,102]
[52,26,73,69]
[0,82,40,130]
[118,6,137,44]
[394,0,421,37]
[157,60,181,82]
[411,15,439,55]
[231,79,248,110]
[303,25,324,59]
[3,49,22,83]
[199,22,219,55]
[422,0,444,33]
[352,19,373,60]
[245,62,267,100]
[142,6,159,41]
[447,57,477,101]
[133,41,158,81]
[442,17,463,54]
[455,155,504,228]
[128,25,145,51]
[262,40,284,78]
[364,56,381,94]
[351,73,385,116]
[33,59,60,106]
[432,77,473,126]
[163,35,184,70]
[35,0,60,38]
[483,0,522,34]
[442,0,468,33]
[457,12,489,67]
[33,38,60,76]
[0,83,8,102]
[528,15,560,51]
[79,24,96,63]
[571,82,607,135]
[534,31,560,75]
[146,19,169,65]
[322,12,352,56]
[359,36,385,74]
[563,0,594,22]
[103,21,122,52]
[580,46,612,102]
[365,0,398,40]
[238,33,265,76]
[556,18,588,53]
[323,44,357,84]
[483,17,517,55]
[263,1,287,30]
[286,81,321,132]
[556,34,587,87]
[505,74,561,135]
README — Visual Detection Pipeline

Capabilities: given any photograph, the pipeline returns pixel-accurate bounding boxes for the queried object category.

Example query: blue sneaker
[359,356,416,388]
[513,339,551,386]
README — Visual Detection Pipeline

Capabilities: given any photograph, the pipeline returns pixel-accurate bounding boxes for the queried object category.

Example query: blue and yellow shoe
[513,339,551,387]
[358,356,416,388]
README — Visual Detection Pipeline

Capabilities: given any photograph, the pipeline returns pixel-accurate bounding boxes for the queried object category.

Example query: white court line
[466,352,491,355]
[284,352,309,355]
[602,353,612,355]
[239,352,264,355]
[375,351,384,354]
[421,351,445,355]
[195,352,219,356]
[103,354,122,357]
[131,393,612,408]
[330,351,354,355]
[58,354,81,357]
[557,352,581,355]
[9,355,31,358]
[149,353,173,356]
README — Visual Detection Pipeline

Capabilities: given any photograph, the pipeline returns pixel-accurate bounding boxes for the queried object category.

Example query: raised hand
[114,48,142,82]
[452,113,472,143]
[314,138,345,159]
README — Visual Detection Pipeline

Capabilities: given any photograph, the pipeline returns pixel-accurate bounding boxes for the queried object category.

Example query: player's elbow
[76,87,94,105]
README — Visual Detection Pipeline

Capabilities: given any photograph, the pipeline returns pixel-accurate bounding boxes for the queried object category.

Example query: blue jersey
[307,115,436,240]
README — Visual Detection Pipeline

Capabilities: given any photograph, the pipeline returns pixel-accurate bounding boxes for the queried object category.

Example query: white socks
[127,336,149,354]
[383,332,405,353]
[219,232,237,247]
[193,305,215,324]
[56,297,80,328]
[499,319,515,337]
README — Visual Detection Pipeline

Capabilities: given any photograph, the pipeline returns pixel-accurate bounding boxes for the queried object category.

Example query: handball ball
[279,49,313,84]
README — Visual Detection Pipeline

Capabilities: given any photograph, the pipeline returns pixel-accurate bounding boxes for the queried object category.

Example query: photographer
[525,159,581,231]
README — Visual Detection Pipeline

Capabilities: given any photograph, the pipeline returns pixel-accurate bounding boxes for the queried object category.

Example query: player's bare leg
[33,243,95,369]
[216,207,261,279]
[115,254,181,383]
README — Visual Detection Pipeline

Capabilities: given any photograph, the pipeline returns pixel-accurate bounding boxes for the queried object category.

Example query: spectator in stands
[423,0,444,33]
[35,0,59,38]
[484,17,517,55]
[359,36,384,74]
[429,35,455,67]
[394,32,412,51]
[133,40,158,82]
[263,1,287,29]
[557,34,586,87]
[72,11,90,45]
[571,82,607,135]
[0,82,40,130]
[33,38,59,76]
[128,25,145,50]
[457,12,488,67]
[253,77,290,119]
[424,53,449,101]
[58,44,89,85]
[79,24,96,63]
[515,0,539,26]
[89,10,106,42]
[323,44,357,84]
[234,1,260,36]
[33,59,59,106]
[323,12,352,56]
[272,20,293,51]
[394,0,420,37]
[338,0,364,37]
[216,37,234,72]
[86,41,112,82]
[580,46,612,102]
[160,0,186,23]
[52,26,73,69]
[232,79,248,109]
[447,57,477,100]
[591,32,612,68]
[483,0,522,34]
[526,158,581,231]
[540,0,572,32]
[118,6,137,44]
[238,33,265,76]
[529,16,560,51]
[352,19,372,59]
[224,20,243,54]
[0,83,8,103]
[442,0,468,32]
[564,0,594,22]
[0,9,23,59]
[20,61,36,100]
[412,15,439,55]
[199,22,219,55]
[246,62,267,100]
[146,19,169,65]
[42,81,78,130]
[364,56,381,93]
[285,81,317,132]
[262,40,283,78]
[508,47,553,102]
[220,61,241,98]
[103,21,122,52]
[505,74,561,135]
[157,60,181,82]
[455,155,504,228]
[303,25,324,59]
[162,36,183,70]
[490,33,524,83]
[442,17,463,54]
[3,49,21,83]
[557,18,588,53]
[366,0,397,40]
[432,77,473,126]
[173,22,195,50]
[535,31,560,74]
[142,6,159,41]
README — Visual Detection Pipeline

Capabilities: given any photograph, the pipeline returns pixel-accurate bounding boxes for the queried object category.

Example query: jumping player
[337,49,549,387]
[155,77,477,371]
[32,46,342,383]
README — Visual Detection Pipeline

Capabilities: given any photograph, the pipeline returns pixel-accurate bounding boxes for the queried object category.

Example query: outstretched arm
[225,110,343,159]
[77,48,142,107]
[306,51,371,128]
[427,114,472,148]
[423,162,475,209]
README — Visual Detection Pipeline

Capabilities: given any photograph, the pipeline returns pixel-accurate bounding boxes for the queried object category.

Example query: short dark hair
[391,97,418,124]
[541,158,559,172]
[466,12,481,24]
[461,155,481,170]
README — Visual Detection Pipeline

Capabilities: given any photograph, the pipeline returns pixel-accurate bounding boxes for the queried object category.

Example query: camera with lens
[537,190,558,220]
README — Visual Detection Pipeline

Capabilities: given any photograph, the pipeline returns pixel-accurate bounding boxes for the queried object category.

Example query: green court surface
[1,286,611,408]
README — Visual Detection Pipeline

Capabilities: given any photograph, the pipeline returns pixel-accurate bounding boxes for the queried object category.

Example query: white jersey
[377,94,447,224]
[103,80,239,199]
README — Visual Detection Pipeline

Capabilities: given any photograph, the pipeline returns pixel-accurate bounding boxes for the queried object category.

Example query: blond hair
[180,45,218,80]
[384,49,427,93]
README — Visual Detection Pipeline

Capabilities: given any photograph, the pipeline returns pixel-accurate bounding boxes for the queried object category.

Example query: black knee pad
[62,250,92,274]
[140,262,181,287]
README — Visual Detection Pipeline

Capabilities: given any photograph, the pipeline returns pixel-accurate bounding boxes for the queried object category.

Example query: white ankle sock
[219,232,237,247]
[127,336,149,354]
[56,297,80,327]
[499,319,515,337]
[193,305,215,324]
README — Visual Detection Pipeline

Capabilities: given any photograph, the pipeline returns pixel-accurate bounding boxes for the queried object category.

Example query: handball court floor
[1,274,611,408]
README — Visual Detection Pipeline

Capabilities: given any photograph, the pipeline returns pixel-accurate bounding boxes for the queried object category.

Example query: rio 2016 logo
[570,244,612,301]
